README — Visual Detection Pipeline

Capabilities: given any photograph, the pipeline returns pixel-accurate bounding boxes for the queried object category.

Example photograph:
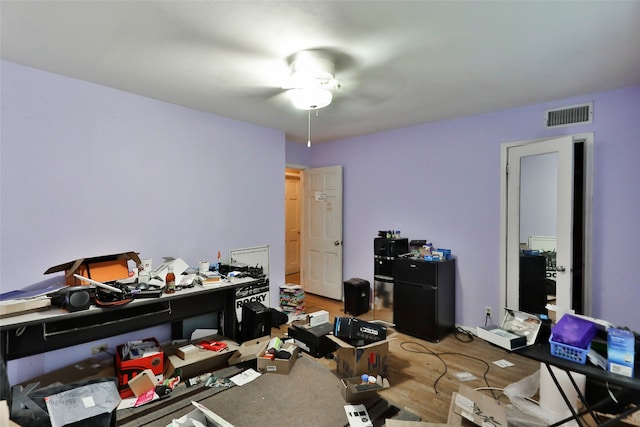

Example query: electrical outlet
[91,343,108,355]
[485,306,492,317]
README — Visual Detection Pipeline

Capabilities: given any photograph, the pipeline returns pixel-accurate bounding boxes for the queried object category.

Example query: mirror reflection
[519,153,558,317]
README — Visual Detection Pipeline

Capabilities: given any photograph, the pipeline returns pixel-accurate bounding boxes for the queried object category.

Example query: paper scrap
[455,371,478,382]
[493,359,514,368]
[230,368,261,386]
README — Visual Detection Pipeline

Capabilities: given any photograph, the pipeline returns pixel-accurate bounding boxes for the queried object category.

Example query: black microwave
[374,237,409,258]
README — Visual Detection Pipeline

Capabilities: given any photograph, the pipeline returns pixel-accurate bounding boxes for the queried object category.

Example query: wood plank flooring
[276,273,541,424]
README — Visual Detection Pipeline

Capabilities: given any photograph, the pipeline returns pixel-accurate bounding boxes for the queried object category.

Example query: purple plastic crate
[551,314,597,349]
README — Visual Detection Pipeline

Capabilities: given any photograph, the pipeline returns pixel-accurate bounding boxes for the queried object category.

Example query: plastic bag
[503,370,556,426]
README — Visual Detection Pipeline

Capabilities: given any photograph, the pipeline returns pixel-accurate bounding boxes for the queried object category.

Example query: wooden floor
[277,273,541,424]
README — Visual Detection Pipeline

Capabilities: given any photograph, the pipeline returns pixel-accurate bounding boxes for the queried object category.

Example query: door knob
[556,266,566,272]
[334,240,341,246]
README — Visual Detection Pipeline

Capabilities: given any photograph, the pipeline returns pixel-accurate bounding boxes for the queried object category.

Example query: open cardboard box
[256,342,299,374]
[127,368,158,398]
[44,251,141,286]
[328,335,389,378]
[164,336,239,379]
[227,336,270,367]
[447,384,508,426]
[340,375,390,404]
[476,308,541,351]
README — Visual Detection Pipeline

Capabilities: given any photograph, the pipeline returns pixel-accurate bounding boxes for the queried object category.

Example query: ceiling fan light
[290,87,333,110]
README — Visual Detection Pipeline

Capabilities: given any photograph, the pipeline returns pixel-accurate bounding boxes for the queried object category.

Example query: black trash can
[343,278,370,316]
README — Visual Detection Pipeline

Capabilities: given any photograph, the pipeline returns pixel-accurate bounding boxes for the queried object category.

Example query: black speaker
[241,302,271,342]
[52,286,92,312]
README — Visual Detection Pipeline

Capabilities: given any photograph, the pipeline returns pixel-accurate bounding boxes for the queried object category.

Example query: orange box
[44,251,141,286]
[115,337,164,398]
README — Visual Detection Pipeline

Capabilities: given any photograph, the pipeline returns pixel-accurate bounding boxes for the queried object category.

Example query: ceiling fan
[281,49,341,111]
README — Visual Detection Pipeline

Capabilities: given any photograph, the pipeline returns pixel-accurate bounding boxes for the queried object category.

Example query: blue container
[549,335,590,364]
[551,314,598,349]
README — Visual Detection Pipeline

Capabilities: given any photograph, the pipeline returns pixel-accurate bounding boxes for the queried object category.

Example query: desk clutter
[8,322,398,427]
[478,307,637,378]
[9,332,299,426]
[0,251,268,316]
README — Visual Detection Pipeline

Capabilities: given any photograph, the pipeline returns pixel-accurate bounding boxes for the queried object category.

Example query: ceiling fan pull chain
[307,109,311,148]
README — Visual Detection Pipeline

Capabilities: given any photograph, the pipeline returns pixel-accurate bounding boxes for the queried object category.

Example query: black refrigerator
[393,257,456,342]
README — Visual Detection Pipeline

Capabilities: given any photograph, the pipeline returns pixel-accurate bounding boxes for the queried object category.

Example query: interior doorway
[285,168,302,284]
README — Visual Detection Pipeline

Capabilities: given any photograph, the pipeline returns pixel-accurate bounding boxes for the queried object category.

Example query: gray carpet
[118,355,420,427]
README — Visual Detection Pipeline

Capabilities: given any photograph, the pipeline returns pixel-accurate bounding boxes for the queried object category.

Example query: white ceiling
[2,1,639,144]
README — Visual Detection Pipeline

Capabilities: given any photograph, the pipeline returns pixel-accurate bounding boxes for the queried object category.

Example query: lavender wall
[285,140,310,167]
[1,61,286,385]
[310,85,640,331]
[2,59,638,386]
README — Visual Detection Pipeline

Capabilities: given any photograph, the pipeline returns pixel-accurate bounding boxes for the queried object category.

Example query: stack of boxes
[279,284,305,316]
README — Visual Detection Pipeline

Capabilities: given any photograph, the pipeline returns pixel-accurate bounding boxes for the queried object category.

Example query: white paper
[230,368,261,386]
[455,371,478,382]
[191,329,219,340]
[493,359,514,368]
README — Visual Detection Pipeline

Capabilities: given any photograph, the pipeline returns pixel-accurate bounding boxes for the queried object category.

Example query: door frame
[499,132,594,319]
[285,168,302,275]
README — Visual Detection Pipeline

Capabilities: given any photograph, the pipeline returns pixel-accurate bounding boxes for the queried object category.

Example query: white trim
[500,133,593,319]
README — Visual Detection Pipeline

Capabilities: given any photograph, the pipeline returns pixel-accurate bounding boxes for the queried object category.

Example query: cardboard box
[256,342,299,374]
[447,384,508,427]
[115,337,163,398]
[176,344,200,361]
[588,410,640,427]
[1,400,20,427]
[127,368,158,397]
[607,328,635,378]
[340,375,390,404]
[227,335,270,366]
[328,335,389,378]
[44,251,141,286]
[476,308,541,351]
[164,337,238,379]
[0,297,51,318]
[307,310,330,328]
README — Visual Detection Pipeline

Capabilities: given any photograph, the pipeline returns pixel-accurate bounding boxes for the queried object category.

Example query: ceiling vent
[545,102,593,128]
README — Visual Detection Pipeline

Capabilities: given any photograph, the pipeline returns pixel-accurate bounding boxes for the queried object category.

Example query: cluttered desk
[0,252,269,362]
[514,314,639,427]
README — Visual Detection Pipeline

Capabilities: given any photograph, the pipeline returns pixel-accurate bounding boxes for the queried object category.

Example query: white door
[504,136,574,314]
[301,165,343,300]
[285,169,301,275]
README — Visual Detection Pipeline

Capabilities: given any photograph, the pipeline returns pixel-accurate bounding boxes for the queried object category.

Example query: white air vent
[545,102,593,128]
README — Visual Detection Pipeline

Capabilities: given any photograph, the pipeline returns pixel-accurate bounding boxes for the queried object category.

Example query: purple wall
[2,58,638,386]
[1,61,286,385]
[310,85,640,331]
[285,140,310,167]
